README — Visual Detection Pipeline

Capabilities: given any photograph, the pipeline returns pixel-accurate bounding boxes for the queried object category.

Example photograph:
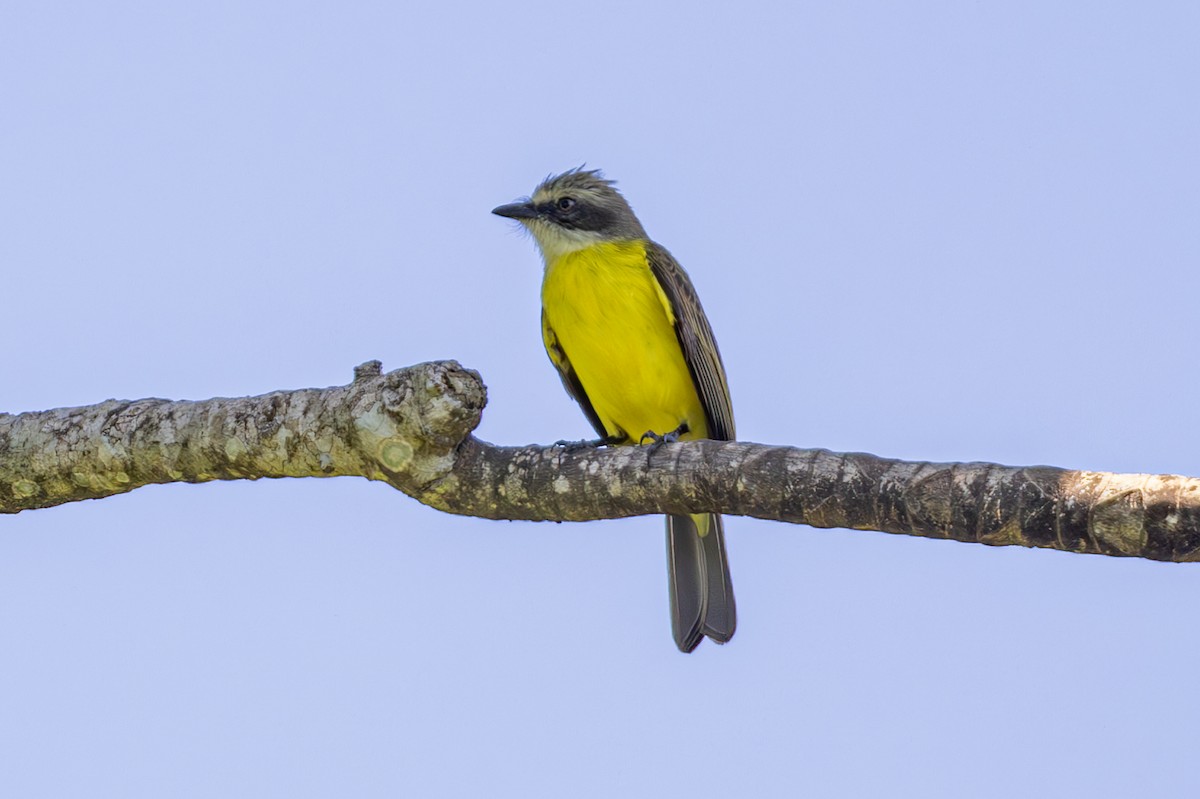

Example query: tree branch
[3,360,1198,563]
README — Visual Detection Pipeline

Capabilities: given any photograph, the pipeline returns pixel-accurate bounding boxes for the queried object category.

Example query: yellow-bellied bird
[494,168,736,652]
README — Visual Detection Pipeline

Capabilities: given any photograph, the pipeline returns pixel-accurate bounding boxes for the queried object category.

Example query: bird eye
[556,197,576,211]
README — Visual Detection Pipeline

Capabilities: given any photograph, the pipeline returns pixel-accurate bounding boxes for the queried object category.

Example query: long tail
[666,513,737,652]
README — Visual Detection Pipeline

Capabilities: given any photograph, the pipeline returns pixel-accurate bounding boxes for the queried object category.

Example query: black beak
[492,201,539,220]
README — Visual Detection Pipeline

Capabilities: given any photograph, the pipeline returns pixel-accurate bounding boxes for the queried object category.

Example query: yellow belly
[541,240,708,443]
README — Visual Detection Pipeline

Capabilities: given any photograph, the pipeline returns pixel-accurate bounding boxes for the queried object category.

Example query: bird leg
[554,434,625,450]
[639,422,689,454]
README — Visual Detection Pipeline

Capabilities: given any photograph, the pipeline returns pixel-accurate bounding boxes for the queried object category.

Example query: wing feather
[645,243,735,441]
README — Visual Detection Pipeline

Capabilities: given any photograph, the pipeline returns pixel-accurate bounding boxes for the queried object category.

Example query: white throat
[525,220,608,262]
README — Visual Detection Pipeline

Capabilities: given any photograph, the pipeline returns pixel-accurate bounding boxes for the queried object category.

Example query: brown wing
[646,242,735,441]
[541,309,616,441]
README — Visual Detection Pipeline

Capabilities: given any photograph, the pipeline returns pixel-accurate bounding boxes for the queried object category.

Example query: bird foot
[554,436,618,451]
[638,422,689,454]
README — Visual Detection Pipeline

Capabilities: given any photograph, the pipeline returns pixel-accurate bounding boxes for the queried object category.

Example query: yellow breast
[541,240,708,443]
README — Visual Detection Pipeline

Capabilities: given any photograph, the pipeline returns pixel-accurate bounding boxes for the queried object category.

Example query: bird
[493,168,736,652]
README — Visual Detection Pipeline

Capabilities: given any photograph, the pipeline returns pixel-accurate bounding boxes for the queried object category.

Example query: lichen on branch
[2,360,1199,563]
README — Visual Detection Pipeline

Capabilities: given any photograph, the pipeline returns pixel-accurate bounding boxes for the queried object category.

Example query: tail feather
[666,513,736,652]
[666,514,706,652]
[699,515,736,642]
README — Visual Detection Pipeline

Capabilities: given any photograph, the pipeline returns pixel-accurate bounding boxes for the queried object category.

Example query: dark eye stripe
[534,197,618,233]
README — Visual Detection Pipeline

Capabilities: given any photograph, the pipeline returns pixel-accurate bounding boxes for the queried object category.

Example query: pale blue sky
[2,2,1199,796]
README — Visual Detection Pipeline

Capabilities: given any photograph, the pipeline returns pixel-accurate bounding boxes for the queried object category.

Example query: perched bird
[493,168,736,652]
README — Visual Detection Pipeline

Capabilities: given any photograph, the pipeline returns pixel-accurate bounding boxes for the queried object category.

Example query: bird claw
[639,423,689,453]
[555,438,596,450]
[554,436,616,450]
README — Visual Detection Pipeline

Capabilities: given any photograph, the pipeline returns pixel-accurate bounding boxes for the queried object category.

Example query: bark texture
[3,360,1199,563]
